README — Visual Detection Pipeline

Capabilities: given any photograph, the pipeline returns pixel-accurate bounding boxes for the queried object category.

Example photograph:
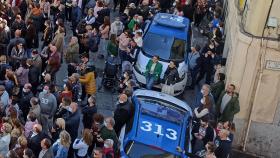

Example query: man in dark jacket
[95,5,110,27]
[65,102,80,158]
[27,124,50,158]
[192,118,215,153]
[214,129,232,158]
[113,93,132,136]
[71,1,82,34]
[19,83,33,121]
[211,73,225,102]
[216,84,240,122]
[27,59,40,95]
[10,15,26,38]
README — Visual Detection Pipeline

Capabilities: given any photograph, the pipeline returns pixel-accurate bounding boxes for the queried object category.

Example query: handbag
[161,81,174,96]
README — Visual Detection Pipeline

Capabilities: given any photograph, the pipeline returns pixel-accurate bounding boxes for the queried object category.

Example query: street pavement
[52,8,259,158]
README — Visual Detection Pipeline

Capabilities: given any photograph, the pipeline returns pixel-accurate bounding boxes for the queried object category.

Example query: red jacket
[47,52,61,74]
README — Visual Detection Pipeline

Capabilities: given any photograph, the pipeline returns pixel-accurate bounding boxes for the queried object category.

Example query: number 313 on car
[140,121,178,140]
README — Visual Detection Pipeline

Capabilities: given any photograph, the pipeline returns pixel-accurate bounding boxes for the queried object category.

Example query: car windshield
[125,141,178,158]
[143,32,186,61]
[139,98,185,124]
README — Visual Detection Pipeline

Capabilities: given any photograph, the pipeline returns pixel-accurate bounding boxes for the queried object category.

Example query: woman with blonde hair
[52,130,71,158]
[0,123,13,156]
[85,8,95,25]
[12,135,28,158]
[73,129,93,158]
[51,118,66,141]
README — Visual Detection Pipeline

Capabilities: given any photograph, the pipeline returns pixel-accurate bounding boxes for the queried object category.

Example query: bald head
[15,29,21,37]
[119,94,128,103]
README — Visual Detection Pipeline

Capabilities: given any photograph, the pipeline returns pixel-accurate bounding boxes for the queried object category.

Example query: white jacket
[110,20,124,36]
[0,134,11,156]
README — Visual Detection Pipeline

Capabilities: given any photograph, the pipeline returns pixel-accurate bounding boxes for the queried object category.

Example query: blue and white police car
[119,89,192,158]
[133,13,190,96]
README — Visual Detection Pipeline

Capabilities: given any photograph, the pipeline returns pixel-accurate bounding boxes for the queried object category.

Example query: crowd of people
[0,0,240,157]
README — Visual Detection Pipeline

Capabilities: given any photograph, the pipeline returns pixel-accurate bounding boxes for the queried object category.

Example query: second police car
[133,13,191,96]
[119,89,193,158]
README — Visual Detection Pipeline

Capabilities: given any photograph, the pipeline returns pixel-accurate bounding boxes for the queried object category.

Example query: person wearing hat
[186,44,201,89]
[79,66,96,100]
[0,123,12,156]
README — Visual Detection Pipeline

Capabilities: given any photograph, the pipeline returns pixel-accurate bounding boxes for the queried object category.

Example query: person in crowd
[26,58,40,95]
[216,84,240,122]
[107,34,118,57]
[211,73,225,102]
[113,93,131,136]
[0,85,9,113]
[42,20,53,48]
[59,82,73,103]
[117,30,131,62]
[69,73,82,102]
[52,130,71,158]
[65,36,79,64]
[55,96,72,120]
[95,4,110,27]
[39,85,58,133]
[46,45,61,80]
[214,129,232,158]
[0,55,9,81]
[194,84,215,110]
[82,95,97,129]
[51,27,65,56]
[10,119,24,149]
[23,148,35,158]
[85,9,96,25]
[92,147,103,158]
[27,124,49,158]
[163,60,179,86]
[144,55,163,90]
[194,95,212,120]
[0,123,12,156]
[25,18,37,56]
[10,15,26,38]
[89,113,104,154]
[223,121,235,143]
[71,1,82,33]
[93,1,104,18]
[10,41,27,70]
[118,71,132,93]
[37,73,52,93]
[98,117,118,154]
[51,118,66,142]
[15,58,29,89]
[12,136,28,158]
[186,45,201,89]
[65,102,80,158]
[24,112,38,138]
[29,97,41,119]
[102,139,114,158]
[19,83,33,121]
[98,16,110,59]
[133,31,143,47]
[196,50,216,85]
[110,17,124,36]
[7,30,26,56]
[192,118,215,153]
[73,129,93,158]
[39,138,54,158]
[79,66,96,99]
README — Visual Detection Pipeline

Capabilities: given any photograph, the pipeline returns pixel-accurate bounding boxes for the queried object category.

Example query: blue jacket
[52,141,69,158]
[72,6,82,23]
[186,51,200,70]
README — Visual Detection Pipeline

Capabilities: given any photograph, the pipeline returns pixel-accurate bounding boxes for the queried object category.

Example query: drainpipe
[241,0,274,151]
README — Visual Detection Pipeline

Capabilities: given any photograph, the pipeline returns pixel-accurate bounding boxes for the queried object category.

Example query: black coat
[25,24,37,48]
[19,91,33,118]
[65,111,80,141]
[163,67,180,85]
[27,132,50,158]
[95,8,110,25]
[113,101,132,135]
[192,124,215,146]
[82,105,97,129]
[28,65,40,86]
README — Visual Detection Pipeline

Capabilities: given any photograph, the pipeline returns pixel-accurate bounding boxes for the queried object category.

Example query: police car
[133,13,190,96]
[119,89,192,158]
